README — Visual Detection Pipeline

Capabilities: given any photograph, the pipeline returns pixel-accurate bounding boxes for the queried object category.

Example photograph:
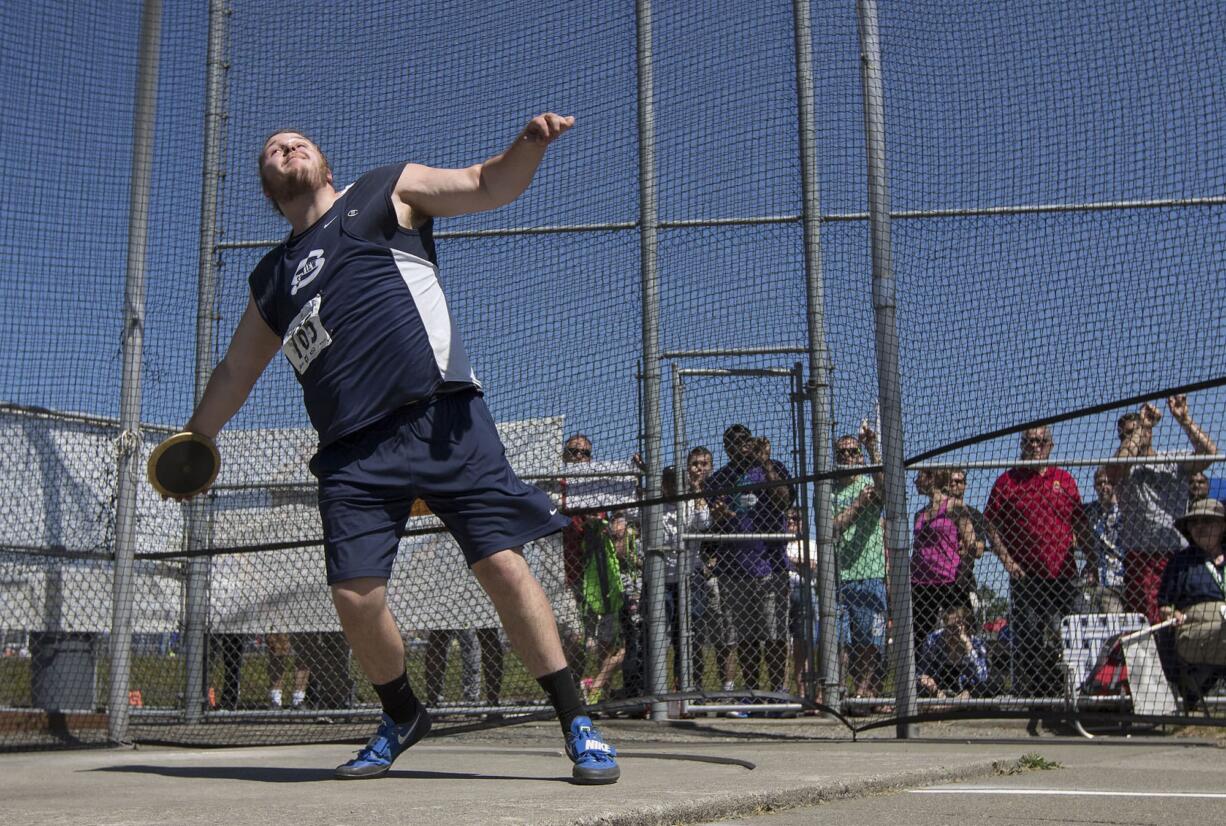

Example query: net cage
[0,0,1224,749]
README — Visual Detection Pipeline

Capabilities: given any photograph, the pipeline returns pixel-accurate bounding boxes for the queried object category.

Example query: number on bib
[282,295,332,375]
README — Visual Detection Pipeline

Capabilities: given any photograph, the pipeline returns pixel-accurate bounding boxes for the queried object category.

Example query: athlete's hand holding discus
[150,299,283,502]
[147,431,221,501]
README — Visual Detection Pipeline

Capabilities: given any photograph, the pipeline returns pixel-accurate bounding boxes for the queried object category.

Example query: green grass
[2,643,827,710]
[0,648,542,710]
[0,658,32,706]
[1010,753,1063,773]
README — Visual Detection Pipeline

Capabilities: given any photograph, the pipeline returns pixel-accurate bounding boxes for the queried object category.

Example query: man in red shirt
[984,426,1088,698]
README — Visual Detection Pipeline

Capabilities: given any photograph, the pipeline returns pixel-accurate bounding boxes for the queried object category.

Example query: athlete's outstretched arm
[184,293,282,438]
[394,112,574,221]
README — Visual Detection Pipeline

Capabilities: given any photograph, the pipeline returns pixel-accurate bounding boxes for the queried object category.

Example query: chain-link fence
[2,0,1224,749]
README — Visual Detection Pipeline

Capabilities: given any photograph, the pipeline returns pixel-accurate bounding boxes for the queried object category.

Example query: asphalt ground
[695,733,1226,825]
[1,717,1221,826]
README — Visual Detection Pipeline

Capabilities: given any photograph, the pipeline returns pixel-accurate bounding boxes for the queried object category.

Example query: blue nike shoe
[334,710,432,780]
[565,715,620,784]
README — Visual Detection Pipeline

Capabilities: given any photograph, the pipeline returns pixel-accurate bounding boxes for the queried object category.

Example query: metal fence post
[184,0,230,724]
[856,0,916,737]
[635,0,668,720]
[109,0,163,745]
[790,0,840,709]
[790,363,817,704]
[671,364,693,695]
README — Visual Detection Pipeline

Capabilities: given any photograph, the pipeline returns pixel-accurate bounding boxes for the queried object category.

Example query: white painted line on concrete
[910,788,1226,799]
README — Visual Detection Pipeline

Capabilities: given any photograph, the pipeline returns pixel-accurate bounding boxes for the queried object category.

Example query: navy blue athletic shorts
[309,388,569,584]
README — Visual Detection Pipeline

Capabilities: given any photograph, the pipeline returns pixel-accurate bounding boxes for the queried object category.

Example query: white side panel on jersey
[391,249,481,387]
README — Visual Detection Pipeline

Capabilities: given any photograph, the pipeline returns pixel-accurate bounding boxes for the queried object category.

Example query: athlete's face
[259,132,332,207]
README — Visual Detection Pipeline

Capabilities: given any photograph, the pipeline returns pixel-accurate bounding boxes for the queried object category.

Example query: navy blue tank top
[249,164,480,446]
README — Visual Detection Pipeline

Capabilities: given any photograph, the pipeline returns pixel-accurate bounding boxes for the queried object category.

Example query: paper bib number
[282,295,332,375]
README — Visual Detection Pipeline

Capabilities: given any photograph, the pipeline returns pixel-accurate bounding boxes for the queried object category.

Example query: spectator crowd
[198,394,1224,715]
[551,392,1226,713]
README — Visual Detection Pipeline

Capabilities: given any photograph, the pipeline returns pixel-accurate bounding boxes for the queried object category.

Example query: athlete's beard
[262,157,330,208]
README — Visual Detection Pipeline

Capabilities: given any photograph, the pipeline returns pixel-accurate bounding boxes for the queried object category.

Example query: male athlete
[179,113,618,784]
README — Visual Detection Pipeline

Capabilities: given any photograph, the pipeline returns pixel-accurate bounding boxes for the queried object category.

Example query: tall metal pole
[790,0,840,708]
[109,0,163,746]
[856,0,915,737]
[791,363,817,704]
[670,364,692,695]
[635,0,668,720]
[184,0,230,724]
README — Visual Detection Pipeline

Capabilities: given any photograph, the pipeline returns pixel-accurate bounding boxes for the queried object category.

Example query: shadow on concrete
[88,764,570,783]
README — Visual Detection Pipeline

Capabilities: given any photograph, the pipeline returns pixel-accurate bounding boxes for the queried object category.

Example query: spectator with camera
[707,425,794,697]
[831,425,887,703]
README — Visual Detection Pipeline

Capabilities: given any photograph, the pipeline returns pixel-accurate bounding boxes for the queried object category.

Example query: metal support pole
[635,0,668,721]
[671,365,693,698]
[790,0,840,709]
[108,0,163,745]
[184,0,230,724]
[857,0,915,737]
[791,364,817,705]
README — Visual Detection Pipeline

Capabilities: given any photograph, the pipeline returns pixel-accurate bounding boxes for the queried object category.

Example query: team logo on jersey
[290,249,325,296]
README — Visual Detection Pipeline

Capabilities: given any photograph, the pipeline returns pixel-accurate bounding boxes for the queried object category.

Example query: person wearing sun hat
[1158,499,1226,667]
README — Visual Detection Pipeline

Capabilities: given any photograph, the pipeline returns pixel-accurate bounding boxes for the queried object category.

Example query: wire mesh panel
[834,0,1226,731]
[663,369,809,715]
[2,0,1225,750]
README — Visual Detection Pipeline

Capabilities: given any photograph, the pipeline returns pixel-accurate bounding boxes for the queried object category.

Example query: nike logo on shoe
[395,717,425,748]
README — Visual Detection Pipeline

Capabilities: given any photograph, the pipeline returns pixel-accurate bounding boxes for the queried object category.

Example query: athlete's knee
[330,577,388,621]
[472,547,529,584]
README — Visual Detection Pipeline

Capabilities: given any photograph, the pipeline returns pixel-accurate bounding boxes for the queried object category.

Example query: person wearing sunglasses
[831,423,887,706]
[984,426,1087,699]
[945,468,992,621]
[554,432,644,701]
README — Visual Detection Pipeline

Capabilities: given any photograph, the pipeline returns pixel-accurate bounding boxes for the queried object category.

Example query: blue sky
[2,0,1224,582]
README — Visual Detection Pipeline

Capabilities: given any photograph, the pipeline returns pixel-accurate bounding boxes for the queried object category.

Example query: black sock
[537,667,585,734]
[373,672,422,725]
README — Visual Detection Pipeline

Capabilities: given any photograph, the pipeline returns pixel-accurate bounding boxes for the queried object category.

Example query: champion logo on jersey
[347,209,359,217]
[290,249,325,296]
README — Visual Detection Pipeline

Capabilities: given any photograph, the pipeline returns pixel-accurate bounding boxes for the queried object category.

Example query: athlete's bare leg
[472,548,567,678]
[331,577,406,685]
